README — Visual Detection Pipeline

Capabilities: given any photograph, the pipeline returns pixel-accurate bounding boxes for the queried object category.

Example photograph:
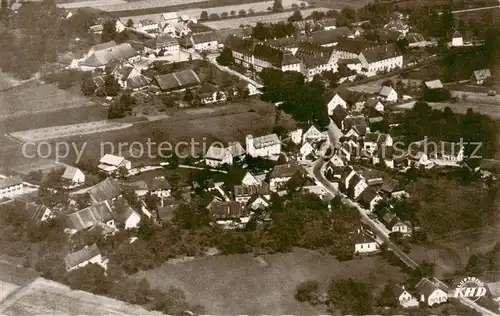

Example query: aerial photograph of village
[0,0,499,314]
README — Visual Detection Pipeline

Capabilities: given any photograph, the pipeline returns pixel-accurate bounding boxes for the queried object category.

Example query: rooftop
[64,244,100,270]
[269,163,301,179]
[250,133,280,149]
[154,69,201,91]
[361,43,401,63]
[88,178,122,203]
[66,200,114,232]
[0,176,23,189]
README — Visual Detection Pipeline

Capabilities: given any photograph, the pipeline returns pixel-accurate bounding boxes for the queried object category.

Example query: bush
[295,280,320,304]
[423,87,451,102]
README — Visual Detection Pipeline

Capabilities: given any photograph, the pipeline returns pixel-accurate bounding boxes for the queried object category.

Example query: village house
[235,80,259,97]
[427,141,465,165]
[136,19,159,32]
[384,19,409,36]
[268,163,302,192]
[332,38,376,60]
[61,166,85,186]
[378,86,398,102]
[302,125,327,143]
[0,176,23,199]
[295,42,336,81]
[153,69,201,92]
[327,92,348,115]
[358,187,383,212]
[233,184,270,203]
[79,43,140,71]
[6,199,53,223]
[299,141,315,161]
[415,277,448,307]
[114,197,141,229]
[310,27,355,47]
[207,201,251,229]
[395,285,420,308]
[354,229,379,254]
[88,178,122,204]
[450,30,463,47]
[406,33,431,48]
[358,43,403,76]
[471,68,492,85]
[330,105,348,130]
[191,32,219,51]
[343,115,369,137]
[346,173,368,199]
[364,98,385,112]
[160,12,180,25]
[198,83,225,104]
[246,134,281,158]
[288,129,303,145]
[125,180,149,197]
[237,171,260,187]
[247,194,270,210]
[425,79,444,89]
[205,142,245,167]
[144,34,179,55]
[98,154,132,174]
[66,201,116,235]
[319,18,336,31]
[364,132,393,154]
[380,177,408,199]
[65,244,104,271]
[149,176,172,198]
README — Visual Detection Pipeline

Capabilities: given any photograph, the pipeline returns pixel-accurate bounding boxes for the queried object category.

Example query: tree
[221,12,228,18]
[101,19,117,43]
[288,10,303,22]
[145,192,159,212]
[209,13,219,20]
[126,19,134,27]
[238,9,246,16]
[230,10,236,16]
[328,279,373,314]
[376,284,398,307]
[200,11,208,20]
[295,280,320,303]
[66,263,111,295]
[272,0,283,12]
[336,7,356,27]
[248,8,255,15]
[104,75,120,96]
[184,89,193,102]
[81,78,97,96]
[216,47,234,66]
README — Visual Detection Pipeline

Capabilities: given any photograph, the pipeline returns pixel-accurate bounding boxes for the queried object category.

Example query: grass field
[0,99,275,171]
[453,5,500,27]
[134,249,405,314]
[56,0,127,8]
[0,80,97,119]
[201,7,330,29]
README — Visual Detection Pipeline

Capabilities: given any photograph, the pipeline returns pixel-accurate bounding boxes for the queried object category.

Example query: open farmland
[56,0,127,8]
[0,80,96,119]
[453,5,500,26]
[135,249,405,315]
[0,277,161,315]
[201,7,330,29]
[90,0,208,11]
[310,0,372,9]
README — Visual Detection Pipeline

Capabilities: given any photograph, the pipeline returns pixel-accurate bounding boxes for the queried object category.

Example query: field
[0,277,160,315]
[201,7,330,29]
[93,0,207,12]
[0,80,97,119]
[0,99,275,171]
[453,5,500,27]
[56,0,127,8]
[309,0,372,9]
[134,249,405,314]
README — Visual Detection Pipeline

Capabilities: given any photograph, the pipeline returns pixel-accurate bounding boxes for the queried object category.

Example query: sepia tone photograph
[0,0,499,314]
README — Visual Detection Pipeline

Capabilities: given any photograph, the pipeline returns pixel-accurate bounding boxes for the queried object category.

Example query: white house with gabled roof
[378,86,398,102]
[246,134,281,158]
[327,93,347,115]
[98,154,131,174]
[62,166,85,186]
[395,285,419,308]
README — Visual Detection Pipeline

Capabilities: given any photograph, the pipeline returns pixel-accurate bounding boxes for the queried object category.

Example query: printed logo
[450,277,488,301]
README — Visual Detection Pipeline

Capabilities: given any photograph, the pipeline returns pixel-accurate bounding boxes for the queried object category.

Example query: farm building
[88,178,123,203]
[61,166,85,185]
[79,43,140,70]
[98,154,132,174]
[66,201,116,234]
[0,176,23,199]
[153,69,201,92]
[144,34,180,54]
[471,68,492,85]
[191,32,218,52]
[64,244,104,271]
[245,133,281,158]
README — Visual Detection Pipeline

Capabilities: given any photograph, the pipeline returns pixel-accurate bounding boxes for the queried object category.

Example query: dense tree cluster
[396,101,498,158]
[216,47,234,66]
[108,93,133,119]
[251,22,296,41]
[260,69,329,128]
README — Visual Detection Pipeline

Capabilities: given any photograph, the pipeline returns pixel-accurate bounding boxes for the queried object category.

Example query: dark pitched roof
[380,177,401,193]
[24,203,51,222]
[354,230,376,244]
[154,69,201,91]
[358,187,379,205]
[281,52,300,66]
[150,176,172,191]
[192,31,218,44]
[197,83,218,96]
[145,34,177,49]
[331,105,348,124]
[264,34,308,48]
[344,115,368,131]
[377,28,402,43]
[310,27,353,45]
[113,197,139,226]
[81,43,138,68]
[406,32,425,44]
[348,173,363,188]
[253,44,284,68]
[127,75,151,89]
[233,184,270,197]
[88,178,122,203]
[208,201,249,219]
[65,244,100,270]
[473,69,492,81]
[318,18,336,27]
[361,43,401,63]
[67,201,114,232]
[415,277,446,297]
[269,164,301,179]
[335,39,377,54]
[215,28,251,43]
[224,35,254,54]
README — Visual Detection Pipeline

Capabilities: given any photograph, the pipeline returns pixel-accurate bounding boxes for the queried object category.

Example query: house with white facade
[149,176,172,198]
[144,34,179,55]
[137,19,159,32]
[79,43,140,71]
[346,173,368,199]
[66,201,116,235]
[240,171,260,186]
[451,30,463,47]
[299,141,315,161]
[395,285,420,308]
[358,43,403,76]
[364,132,393,154]
[247,194,270,210]
[269,164,302,192]
[191,32,218,51]
[98,154,131,174]
[64,244,104,271]
[288,129,303,145]
[205,145,233,167]
[62,166,85,186]
[354,229,379,254]
[472,68,492,85]
[384,19,410,36]
[233,184,270,203]
[415,277,448,307]
[0,176,23,199]
[327,93,348,115]
[302,125,327,143]
[246,134,281,158]
[378,86,398,102]
[364,98,385,112]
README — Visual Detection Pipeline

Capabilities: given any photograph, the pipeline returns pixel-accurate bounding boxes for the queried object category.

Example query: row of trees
[251,21,296,41]
[260,69,330,128]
